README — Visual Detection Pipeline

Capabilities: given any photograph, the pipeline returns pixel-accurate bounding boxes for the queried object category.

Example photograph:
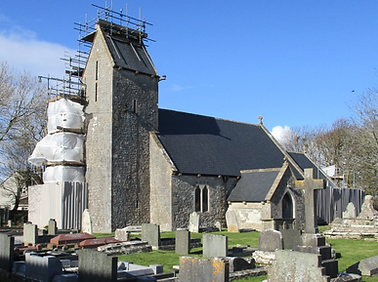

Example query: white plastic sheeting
[43,166,85,183]
[28,98,85,183]
[47,99,85,133]
[28,133,84,166]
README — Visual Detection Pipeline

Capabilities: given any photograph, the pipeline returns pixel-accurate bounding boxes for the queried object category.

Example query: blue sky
[1,1,378,136]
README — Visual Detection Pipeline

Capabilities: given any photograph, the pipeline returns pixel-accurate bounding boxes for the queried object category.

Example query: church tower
[82,17,160,232]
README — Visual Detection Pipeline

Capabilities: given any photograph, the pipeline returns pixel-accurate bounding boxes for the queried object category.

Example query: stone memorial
[342,202,357,219]
[258,229,283,252]
[175,229,190,255]
[179,257,229,282]
[141,223,161,250]
[24,222,38,246]
[114,227,131,241]
[0,233,14,272]
[25,252,62,282]
[48,218,57,235]
[77,249,117,282]
[50,232,95,246]
[188,212,199,233]
[82,209,93,234]
[203,234,228,258]
[225,208,239,233]
[346,255,378,277]
[267,250,329,282]
[79,237,122,249]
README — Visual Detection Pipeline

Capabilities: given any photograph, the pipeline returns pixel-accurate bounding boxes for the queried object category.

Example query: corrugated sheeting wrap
[315,184,365,224]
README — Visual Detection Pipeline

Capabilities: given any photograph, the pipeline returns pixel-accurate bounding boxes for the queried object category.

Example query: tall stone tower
[82,19,160,232]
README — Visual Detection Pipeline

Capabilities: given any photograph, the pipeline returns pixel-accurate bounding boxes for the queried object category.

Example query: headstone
[342,202,356,219]
[258,229,283,252]
[175,229,190,255]
[188,212,199,233]
[25,252,62,282]
[358,195,378,220]
[48,218,57,235]
[281,229,302,250]
[215,221,222,231]
[295,168,325,234]
[115,227,131,241]
[82,209,93,234]
[346,255,378,276]
[225,208,239,233]
[77,249,117,282]
[203,234,228,258]
[7,220,12,227]
[179,257,229,282]
[23,222,38,246]
[0,233,14,272]
[50,232,95,245]
[141,223,161,250]
[268,250,329,282]
[149,264,164,275]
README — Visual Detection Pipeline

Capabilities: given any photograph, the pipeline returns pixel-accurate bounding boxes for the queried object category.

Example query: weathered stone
[175,229,190,255]
[343,202,357,219]
[82,209,93,234]
[97,241,152,255]
[267,250,329,282]
[226,208,239,233]
[25,252,62,282]
[346,255,378,276]
[114,227,130,241]
[179,257,229,282]
[79,237,122,249]
[281,228,302,249]
[188,212,199,233]
[252,250,276,265]
[77,249,117,282]
[215,221,222,231]
[141,223,160,250]
[48,219,57,235]
[50,232,95,245]
[23,222,38,246]
[203,234,228,258]
[0,233,14,272]
[258,229,282,252]
[358,195,378,220]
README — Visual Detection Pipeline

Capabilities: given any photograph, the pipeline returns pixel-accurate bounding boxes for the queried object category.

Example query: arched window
[282,192,293,219]
[194,185,209,213]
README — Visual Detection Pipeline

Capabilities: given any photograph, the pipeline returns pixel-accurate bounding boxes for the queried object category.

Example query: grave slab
[79,237,122,249]
[188,212,199,233]
[25,252,62,282]
[203,234,228,258]
[258,229,283,252]
[346,255,378,277]
[179,257,229,282]
[50,232,95,245]
[226,208,239,233]
[115,227,131,241]
[175,230,190,255]
[141,224,160,250]
[23,222,38,246]
[48,219,57,235]
[81,209,92,234]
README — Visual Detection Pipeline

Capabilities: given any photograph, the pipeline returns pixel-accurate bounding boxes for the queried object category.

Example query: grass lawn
[94,228,378,282]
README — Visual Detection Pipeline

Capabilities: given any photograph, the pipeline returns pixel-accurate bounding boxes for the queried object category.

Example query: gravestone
[114,227,131,241]
[346,255,378,276]
[141,223,160,250]
[342,202,356,218]
[258,229,283,252]
[358,195,378,219]
[175,229,190,255]
[48,218,57,235]
[79,237,122,249]
[82,209,92,234]
[268,250,329,282]
[188,212,199,233]
[215,221,222,231]
[50,232,95,245]
[25,252,62,282]
[281,229,302,250]
[295,168,325,234]
[77,249,117,282]
[179,257,229,282]
[203,234,228,258]
[0,233,14,272]
[23,222,38,246]
[225,208,239,233]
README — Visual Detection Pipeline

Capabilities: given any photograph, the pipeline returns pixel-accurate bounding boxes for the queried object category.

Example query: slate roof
[156,109,286,176]
[227,169,281,202]
[99,21,157,76]
[288,152,327,180]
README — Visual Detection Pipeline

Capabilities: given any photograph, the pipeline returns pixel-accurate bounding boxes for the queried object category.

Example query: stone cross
[295,168,325,234]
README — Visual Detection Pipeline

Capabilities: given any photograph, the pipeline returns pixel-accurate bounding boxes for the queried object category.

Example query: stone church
[80,18,363,233]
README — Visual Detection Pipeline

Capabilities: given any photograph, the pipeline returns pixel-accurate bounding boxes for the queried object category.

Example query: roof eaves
[265,162,289,201]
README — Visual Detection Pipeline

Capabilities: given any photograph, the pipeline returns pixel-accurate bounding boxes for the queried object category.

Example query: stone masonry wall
[84,28,114,233]
[171,175,238,230]
[149,133,173,231]
[111,69,159,230]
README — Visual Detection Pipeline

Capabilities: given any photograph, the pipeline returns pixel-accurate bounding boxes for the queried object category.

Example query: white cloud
[0,31,76,78]
[271,125,292,143]
[168,84,193,92]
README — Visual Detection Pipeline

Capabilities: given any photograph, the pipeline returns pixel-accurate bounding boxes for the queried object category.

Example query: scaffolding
[39,2,153,101]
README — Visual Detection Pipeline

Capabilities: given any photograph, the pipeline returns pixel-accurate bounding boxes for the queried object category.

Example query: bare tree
[0,62,47,212]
